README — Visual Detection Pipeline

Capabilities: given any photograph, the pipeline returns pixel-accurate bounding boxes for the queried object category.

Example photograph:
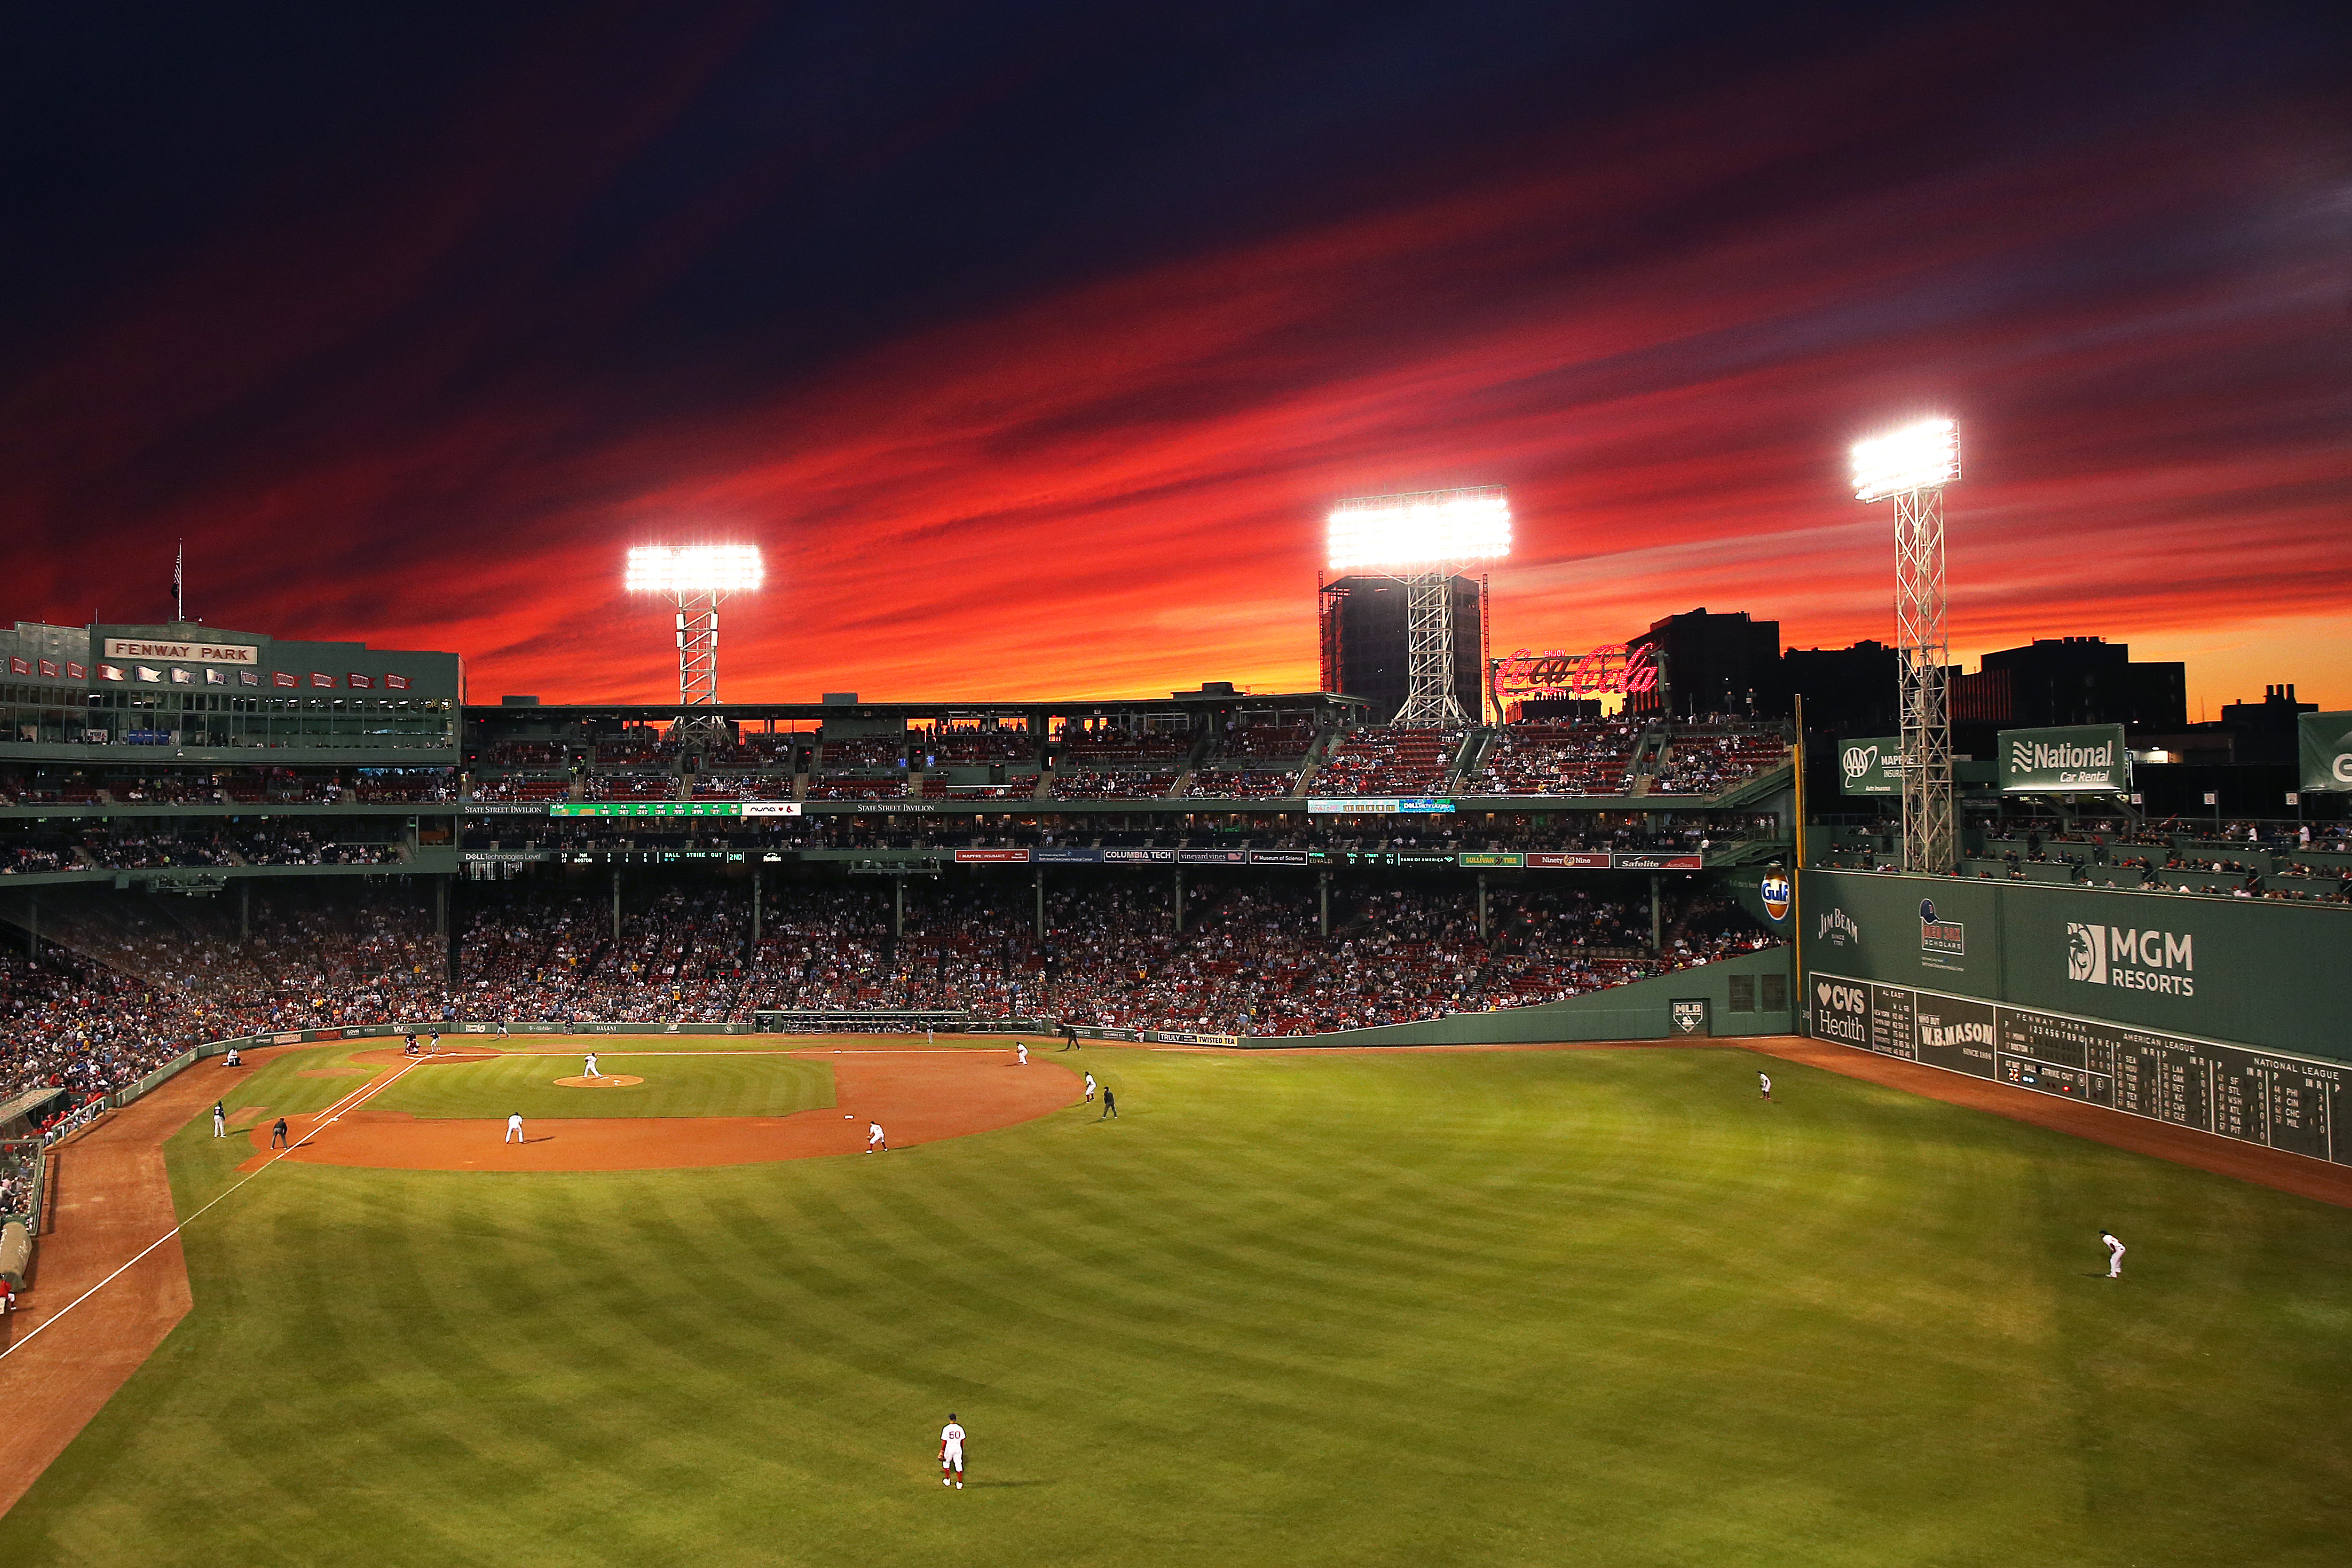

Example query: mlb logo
[2066,922,2106,984]
[1759,872,1792,922]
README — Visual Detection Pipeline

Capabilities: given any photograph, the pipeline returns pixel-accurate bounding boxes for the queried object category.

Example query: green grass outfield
[6,1040,2350,1567]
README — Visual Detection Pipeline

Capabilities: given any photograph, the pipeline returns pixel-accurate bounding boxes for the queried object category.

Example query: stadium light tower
[1327,487,1511,727]
[1851,417,1960,875]
[625,545,765,727]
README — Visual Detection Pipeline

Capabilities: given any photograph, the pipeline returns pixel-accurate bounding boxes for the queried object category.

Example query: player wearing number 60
[939,1414,966,1488]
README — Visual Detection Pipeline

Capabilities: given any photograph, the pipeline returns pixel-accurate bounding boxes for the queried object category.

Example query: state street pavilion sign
[1998,724,2129,795]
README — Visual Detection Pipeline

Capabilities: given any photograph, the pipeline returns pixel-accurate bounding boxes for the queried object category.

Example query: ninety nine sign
[1306,797,1456,815]
[1999,724,2129,794]
[549,801,803,818]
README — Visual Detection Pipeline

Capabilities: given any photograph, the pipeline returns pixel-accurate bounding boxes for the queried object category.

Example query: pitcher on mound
[939,1414,966,1488]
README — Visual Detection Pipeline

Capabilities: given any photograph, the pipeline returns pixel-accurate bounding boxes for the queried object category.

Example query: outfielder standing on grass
[940,1414,966,1488]
[2101,1228,2126,1279]
[1758,1071,1772,1101]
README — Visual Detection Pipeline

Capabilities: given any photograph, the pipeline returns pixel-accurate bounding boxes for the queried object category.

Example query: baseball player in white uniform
[506,1112,525,1144]
[1084,1071,1096,1102]
[584,1053,600,1079]
[867,1120,887,1153]
[2101,1229,2126,1278]
[1758,1071,1772,1101]
[1016,1042,1028,1066]
[939,1415,966,1487]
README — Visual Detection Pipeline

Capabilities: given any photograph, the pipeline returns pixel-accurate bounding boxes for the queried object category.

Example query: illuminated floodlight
[625,544,765,594]
[1850,418,1959,503]
[1326,487,1511,572]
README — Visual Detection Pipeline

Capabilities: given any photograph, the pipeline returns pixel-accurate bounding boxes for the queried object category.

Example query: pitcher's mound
[554,1074,644,1088]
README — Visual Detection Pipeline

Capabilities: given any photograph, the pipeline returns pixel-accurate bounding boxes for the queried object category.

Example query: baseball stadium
[0,523,2347,1568]
[6,13,2352,1566]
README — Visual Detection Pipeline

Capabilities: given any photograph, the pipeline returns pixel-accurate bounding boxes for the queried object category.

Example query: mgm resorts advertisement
[1838,735,1902,797]
[1998,723,2129,794]
[2299,711,2352,794]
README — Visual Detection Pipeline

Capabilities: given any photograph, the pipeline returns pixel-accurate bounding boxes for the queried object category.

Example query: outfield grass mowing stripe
[9,1045,2352,1566]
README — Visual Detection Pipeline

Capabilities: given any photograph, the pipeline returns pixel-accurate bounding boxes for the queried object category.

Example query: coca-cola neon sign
[1493,643,1659,700]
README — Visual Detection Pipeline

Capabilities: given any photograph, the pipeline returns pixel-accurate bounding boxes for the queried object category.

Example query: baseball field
[3,1035,2349,1566]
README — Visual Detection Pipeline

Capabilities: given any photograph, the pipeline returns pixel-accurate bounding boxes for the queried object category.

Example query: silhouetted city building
[1951,636,2186,730]
[1627,608,1779,719]
[1317,574,1486,724]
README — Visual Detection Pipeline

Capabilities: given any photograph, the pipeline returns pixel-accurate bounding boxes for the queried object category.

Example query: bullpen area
[1,1036,2347,1567]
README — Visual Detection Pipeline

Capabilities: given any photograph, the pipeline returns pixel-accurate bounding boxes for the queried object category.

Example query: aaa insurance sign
[1999,724,2128,794]
[1838,736,1902,797]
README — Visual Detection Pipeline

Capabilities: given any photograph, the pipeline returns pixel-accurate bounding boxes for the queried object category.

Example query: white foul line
[0,1053,432,1362]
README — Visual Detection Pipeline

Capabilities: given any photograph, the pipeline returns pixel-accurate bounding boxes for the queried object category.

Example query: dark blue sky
[3,2,2346,704]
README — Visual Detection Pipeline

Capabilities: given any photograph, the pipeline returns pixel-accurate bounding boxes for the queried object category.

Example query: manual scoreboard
[1813,974,2345,1167]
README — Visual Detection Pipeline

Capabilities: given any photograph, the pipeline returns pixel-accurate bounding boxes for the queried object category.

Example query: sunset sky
[4,2,2347,712]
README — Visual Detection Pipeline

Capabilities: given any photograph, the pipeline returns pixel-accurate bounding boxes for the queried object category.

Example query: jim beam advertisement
[2298,711,2352,794]
[1838,735,1903,797]
[1998,723,2129,794]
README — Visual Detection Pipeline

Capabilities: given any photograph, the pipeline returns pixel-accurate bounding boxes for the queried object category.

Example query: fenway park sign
[1492,643,1658,703]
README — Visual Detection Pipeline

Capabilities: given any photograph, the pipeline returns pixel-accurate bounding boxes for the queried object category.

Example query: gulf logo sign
[1760,871,1792,923]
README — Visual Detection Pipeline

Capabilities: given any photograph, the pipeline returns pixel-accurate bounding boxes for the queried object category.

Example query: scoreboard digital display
[1812,971,2345,1167]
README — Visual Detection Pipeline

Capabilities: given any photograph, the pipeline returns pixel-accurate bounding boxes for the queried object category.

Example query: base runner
[940,1414,966,1488]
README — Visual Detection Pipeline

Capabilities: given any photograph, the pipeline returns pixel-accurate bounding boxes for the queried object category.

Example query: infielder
[2101,1229,2126,1278]
[1083,1071,1096,1103]
[506,1112,525,1144]
[1758,1071,1772,1101]
[1016,1042,1028,1066]
[939,1414,966,1488]
[867,1120,888,1153]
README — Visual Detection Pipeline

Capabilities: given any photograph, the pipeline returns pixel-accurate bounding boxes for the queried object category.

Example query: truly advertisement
[2298,711,2352,793]
[1998,723,2129,794]
[1838,735,1902,797]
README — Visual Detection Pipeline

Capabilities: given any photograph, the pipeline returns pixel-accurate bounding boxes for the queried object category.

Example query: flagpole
[174,541,184,623]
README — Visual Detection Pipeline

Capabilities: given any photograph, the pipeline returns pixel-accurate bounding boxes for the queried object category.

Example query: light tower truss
[625,545,764,738]
[1853,419,1959,876]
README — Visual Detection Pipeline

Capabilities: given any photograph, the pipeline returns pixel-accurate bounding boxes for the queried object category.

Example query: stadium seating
[1461,722,1642,795]
[1310,727,1463,796]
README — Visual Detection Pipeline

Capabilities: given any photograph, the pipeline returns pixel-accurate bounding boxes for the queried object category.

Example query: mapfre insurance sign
[103,638,258,665]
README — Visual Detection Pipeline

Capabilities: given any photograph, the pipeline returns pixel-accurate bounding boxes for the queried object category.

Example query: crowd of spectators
[1052,770,1176,801]
[1464,722,1642,795]
[1311,727,1464,796]
[0,872,1782,1106]
[1644,728,1790,795]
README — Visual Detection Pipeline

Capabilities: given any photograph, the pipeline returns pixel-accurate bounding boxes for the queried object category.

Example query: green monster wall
[1246,945,1794,1047]
[1799,870,2352,1064]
